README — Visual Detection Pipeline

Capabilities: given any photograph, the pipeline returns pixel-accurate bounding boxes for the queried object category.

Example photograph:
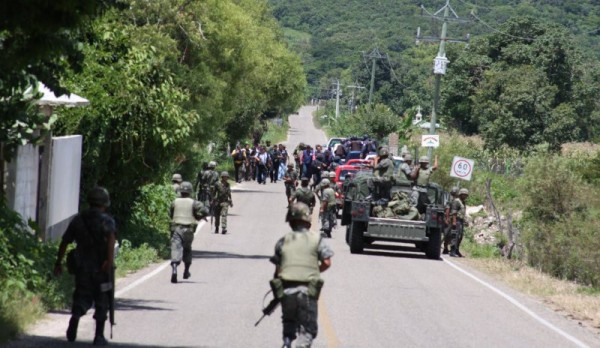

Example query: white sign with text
[450,156,475,181]
[421,134,440,148]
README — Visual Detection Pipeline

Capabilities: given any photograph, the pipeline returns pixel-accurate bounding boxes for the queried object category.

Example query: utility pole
[331,80,342,119]
[363,48,387,106]
[346,83,365,113]
[416,0,470,159]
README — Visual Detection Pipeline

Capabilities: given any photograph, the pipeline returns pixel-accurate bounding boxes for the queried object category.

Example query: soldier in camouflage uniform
[443,187,459,254]
[283,163,299,202]
[450,188,469,257]
[319,179,336,238]
[410,155,438,214]
[398,154,414,180]
[201,161,219,208]
[289,177,316,214]
[53,187,116,346]
[270,203,334,348]
[172,173,183,197]
[170,182,208,283]
[213,171,233,234]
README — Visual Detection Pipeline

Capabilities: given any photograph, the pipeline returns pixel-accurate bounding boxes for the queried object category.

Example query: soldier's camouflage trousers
[71,270,110,321]
[285,184,296,199]
[321,209,336,232]
[450,220,464,250]
[281,286,318,348]
[171,225,195,264]
[214,203,229,231]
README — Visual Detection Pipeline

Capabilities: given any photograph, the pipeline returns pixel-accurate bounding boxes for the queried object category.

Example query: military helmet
[208,161,217,168]
[301,176,310,182]
[321,179,330,187]
[404,154,413,161]
[379,147,390,157]
[450,187,459,195]
[322,171,330,178]
[180,181,193,195]
[328,172,336,178]
[172,173,182,183]
[221,171,230,178]
[299,142,306,149]
[419,156,430,163]
[286,203,311,223]
[87,186,111,207]
[459,188,469,196]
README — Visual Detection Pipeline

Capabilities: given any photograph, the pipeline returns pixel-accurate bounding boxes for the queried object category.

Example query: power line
[470,11,538,41]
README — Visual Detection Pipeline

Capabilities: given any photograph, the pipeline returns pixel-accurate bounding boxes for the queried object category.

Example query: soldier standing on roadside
[270,203,334,348]
[443,187,459,254]
[289,177,316,214]
[169,182,208,283]
[172,173,183,197]
[213,171,233,234]
[319,179,336,238]
[283,163,299,203]
[450,188,469,257]
[53,187,116,346]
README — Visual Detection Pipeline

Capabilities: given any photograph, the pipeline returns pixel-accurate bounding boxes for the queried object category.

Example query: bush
[119,184,174,259]
[115,240,159,276]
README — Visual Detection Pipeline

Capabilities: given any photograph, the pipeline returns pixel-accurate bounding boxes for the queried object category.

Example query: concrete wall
[6,144,39,223]
[46,135,82,241]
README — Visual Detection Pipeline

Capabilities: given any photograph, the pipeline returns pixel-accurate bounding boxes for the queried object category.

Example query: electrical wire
[470,11,537,41]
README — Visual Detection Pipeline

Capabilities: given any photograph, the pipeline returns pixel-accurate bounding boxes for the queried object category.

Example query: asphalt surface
[6,105,600,348]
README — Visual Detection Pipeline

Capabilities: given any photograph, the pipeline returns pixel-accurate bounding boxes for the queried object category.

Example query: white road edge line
[115,221,206,298]
[444,258,589,348]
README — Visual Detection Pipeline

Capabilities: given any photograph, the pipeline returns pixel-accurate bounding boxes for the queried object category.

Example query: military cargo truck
[341,171,446,259]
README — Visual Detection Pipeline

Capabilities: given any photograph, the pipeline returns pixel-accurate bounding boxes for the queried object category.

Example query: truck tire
[349,221,365,254]
[425,228,442,260]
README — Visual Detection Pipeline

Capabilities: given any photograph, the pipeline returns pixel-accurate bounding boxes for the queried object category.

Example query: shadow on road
[361,243,440,260]
[116,298,174,312]
[192,250,271,260]
[4,335,202,347]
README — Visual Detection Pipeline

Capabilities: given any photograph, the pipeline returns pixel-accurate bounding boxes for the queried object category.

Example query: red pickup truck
[334,164,371,216]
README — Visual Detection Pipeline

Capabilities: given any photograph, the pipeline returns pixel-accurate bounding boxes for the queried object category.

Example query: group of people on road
[230,141,291,184]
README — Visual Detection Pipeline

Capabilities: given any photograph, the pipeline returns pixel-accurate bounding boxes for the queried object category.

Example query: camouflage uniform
[172,173,183,197]
[412,157,435,214]
[283,168,299,200]
[291,183,316,214]
[201,164,219,207]
[271,204,334,348]
[214,172,233,234]
[320,180,337,238]
[450,189,468,257]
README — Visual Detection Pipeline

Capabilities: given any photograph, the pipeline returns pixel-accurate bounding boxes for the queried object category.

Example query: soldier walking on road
[53,187,116,346]
[172,173,183,197]
[450,188,469,257]
[270,203,334,348]
[201,161,219,207]
[169,182,208,283]
[283,163,299,203]
[289,177,316,214]
[319,179,336,238]
[213,171,233,234]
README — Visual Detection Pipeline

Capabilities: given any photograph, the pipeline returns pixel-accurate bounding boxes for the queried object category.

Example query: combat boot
[171,263,178,283]
[66,315,79,342]
[214,226,219,234]
[282,337,292,348]
[449,246,459,257]
[221,229,227,235]
[183,263,191,279]
[442,246,449,254]
[93,320,107,346]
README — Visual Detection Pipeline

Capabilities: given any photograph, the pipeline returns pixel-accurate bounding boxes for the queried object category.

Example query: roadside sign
[450,156,475,181]
[421,135,440,148]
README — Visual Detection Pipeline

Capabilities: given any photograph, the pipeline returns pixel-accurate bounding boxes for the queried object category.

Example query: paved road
[7,105,600,348]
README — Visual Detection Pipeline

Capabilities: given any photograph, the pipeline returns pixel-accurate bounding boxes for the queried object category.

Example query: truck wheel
[425,228,442,260]
[349,222,365,254]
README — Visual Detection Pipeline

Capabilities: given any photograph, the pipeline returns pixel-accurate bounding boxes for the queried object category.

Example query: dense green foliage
[270,0,600,150]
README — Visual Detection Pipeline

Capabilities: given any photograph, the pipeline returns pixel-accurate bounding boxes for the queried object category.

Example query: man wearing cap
[214,171,233,234]
[410,155,438,214]
[172,173,183,197]
[270,203,334,348]
[450,188,469,257]
[283,163,299,203]
[169,182,208,283]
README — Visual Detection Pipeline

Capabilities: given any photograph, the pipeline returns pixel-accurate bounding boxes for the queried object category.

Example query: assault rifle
[109,265,116,338]
[254,291,280,327]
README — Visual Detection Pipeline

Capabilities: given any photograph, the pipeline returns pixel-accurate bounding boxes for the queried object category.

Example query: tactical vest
[453,198,466,220]
[296,187,314,206]
[322,188,336,208]
[172,198,197,225]
[279,231,321,282]
[375,158,394,178]
[416,167,434,186]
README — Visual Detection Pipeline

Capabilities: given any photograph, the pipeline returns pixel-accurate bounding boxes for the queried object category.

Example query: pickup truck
[341,172,446,259]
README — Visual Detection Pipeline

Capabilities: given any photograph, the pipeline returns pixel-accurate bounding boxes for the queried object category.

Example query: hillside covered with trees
[269,0,600,149]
